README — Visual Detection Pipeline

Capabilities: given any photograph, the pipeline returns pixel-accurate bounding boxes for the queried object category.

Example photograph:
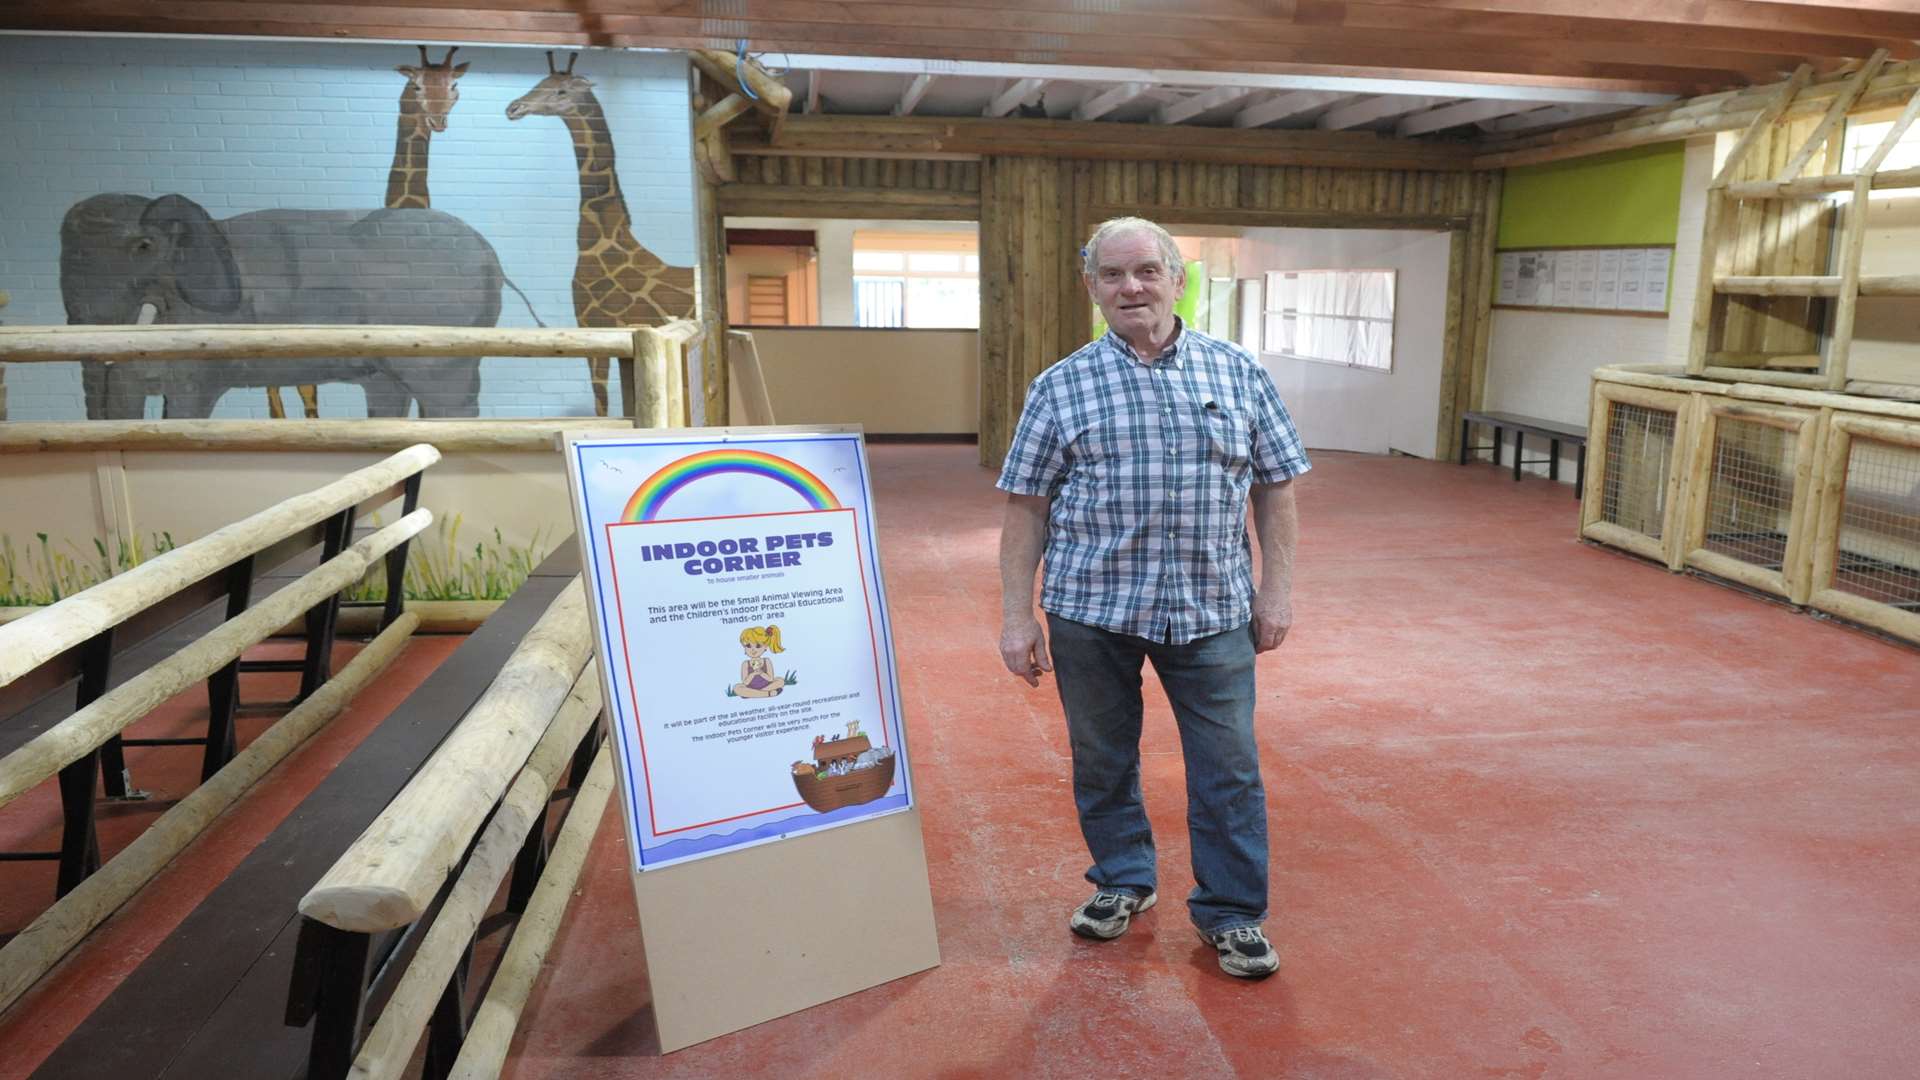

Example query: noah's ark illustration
[791,724,895,812]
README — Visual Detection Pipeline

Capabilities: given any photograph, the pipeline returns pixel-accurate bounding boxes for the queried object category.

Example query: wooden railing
[285,579,612,1079]
[0,445,439,1015]
[0,320,707,429]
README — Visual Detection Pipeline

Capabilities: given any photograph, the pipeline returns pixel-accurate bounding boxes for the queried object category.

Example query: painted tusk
[136,302,158,325]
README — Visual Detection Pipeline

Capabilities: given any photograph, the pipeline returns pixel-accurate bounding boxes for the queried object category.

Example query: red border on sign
[604,506,891,838]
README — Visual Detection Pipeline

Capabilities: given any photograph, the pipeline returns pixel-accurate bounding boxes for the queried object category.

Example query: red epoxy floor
[5,445,1919,1079]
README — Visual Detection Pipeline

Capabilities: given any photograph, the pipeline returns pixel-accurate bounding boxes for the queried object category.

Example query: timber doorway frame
[714,150,1499,467]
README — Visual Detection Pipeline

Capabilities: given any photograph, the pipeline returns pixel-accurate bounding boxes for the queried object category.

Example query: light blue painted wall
[0,35,696,419]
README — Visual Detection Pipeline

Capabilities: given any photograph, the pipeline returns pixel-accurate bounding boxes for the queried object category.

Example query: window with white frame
[852,233,981,328]
[1842,116,1920,196]
[1262,269,1396,371]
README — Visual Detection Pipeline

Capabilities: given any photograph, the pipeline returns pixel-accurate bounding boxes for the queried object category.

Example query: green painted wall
[1498,142,1686,249]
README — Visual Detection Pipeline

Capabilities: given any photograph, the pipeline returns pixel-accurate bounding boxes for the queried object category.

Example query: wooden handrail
[299,579,593,932]
[0,444,438,690]
[0,510,432,809]
[449,744,614,1080]
[344,665,603,1080]
[0,325,636,363]
[0,612,421,1016]
[0,419,631,454]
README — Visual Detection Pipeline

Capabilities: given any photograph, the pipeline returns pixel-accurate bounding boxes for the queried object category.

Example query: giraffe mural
[507,51,696,417]
[387,45,468,210]
[258,46,470,420]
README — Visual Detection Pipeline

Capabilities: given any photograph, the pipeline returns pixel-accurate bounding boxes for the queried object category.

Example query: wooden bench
[21,544,596,1080]
[1458,410,1588,499]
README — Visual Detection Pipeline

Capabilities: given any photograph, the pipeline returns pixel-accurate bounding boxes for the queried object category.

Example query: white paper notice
[1617,248,1646,310]
[1574,250,1600,309]
[1595,249,1623,309]
[1554,251,1581,309]
[1640,248,1672,311]
[1497,252,1520,305]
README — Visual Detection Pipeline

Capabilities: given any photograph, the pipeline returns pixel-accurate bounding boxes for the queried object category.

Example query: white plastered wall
[1234,228,1453,458]
[1480,135,1716,481]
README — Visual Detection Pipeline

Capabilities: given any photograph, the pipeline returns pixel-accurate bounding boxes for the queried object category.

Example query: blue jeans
[1046,614,1269,933]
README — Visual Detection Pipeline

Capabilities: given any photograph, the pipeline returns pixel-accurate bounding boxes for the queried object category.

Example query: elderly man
[996,216,1309,979]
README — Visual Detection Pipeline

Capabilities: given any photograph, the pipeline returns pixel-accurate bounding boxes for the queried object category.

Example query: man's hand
[1000,615,1053,687]
[1251,590,1292,654]
[1249,479,1298,655]
[999,493,1052,686]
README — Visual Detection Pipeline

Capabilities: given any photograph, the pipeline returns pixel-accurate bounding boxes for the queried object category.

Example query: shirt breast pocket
[1201,403,1250,468]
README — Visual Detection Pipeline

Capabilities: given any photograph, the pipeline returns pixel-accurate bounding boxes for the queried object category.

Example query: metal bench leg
[1458,418,1471,465]
[1511,431,1523,481]
[1550,438,1561,484]
[1575,445,1587,500]
[299,506,356,702]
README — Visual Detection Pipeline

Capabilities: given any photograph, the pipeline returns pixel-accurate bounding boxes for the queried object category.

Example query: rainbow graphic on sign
[623,448,842,522]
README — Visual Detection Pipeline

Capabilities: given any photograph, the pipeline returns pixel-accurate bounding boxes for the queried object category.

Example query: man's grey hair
[1081,216,1184,278]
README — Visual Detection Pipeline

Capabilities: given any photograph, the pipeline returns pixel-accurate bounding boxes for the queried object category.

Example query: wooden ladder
[1687,49,1920,392]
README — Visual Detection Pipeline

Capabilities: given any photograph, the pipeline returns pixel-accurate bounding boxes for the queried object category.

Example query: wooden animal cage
[1679,400,1823,603]
[1581,382,1694,569]
[1585,365,1920,647]
[1808,413,1920,641]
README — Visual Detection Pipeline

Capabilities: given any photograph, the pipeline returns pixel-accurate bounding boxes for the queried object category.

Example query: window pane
[1845,118,1920,176]
[854,277,905,327]
[905,277,980,328]
[1258,268,1395,370]
[908,252,964,273]
[853,251,906,272]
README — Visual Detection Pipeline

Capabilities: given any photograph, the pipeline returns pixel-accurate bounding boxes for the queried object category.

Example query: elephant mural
[60,193,506,418]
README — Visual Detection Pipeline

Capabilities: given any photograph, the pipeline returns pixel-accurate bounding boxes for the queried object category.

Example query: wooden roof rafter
[9,0,1908,95]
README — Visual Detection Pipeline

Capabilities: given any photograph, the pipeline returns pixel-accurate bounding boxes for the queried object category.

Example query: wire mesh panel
[1600,402,1678,540]
[1701,418,1797,571]
[1832,437,1920,611]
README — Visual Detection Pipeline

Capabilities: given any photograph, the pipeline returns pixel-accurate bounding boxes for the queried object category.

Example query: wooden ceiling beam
[1396,97,1545,137]
[1324,0,1920,42]
[983,78,1046,118]
[1475,58,1920,158]
[1319,94,1452,130]
[1071,82,1151,122]
[894,73,935,117]
[1232,90,1349,129]
[1296,2,1919,61]
[1473,102,1627,134]
[0,9,1767,91]
[250,0,1920,44]
[1155,87,1258,125]
[263,0,1915,66]
[730,114,1478,170]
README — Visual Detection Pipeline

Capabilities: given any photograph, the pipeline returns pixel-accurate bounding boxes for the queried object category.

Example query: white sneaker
[1199,925,1280,978]
[1069,889,1157,940]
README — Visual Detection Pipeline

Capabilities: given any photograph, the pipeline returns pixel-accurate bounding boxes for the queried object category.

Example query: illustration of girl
[731,625,790,698]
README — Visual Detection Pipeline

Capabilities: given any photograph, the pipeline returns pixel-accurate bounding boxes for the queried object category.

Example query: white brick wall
[0,36,696,420]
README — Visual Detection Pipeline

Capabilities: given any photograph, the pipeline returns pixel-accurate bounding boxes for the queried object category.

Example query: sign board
[563,426,913,871]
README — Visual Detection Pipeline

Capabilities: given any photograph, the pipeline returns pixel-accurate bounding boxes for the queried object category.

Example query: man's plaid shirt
[997,320,1311,645]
